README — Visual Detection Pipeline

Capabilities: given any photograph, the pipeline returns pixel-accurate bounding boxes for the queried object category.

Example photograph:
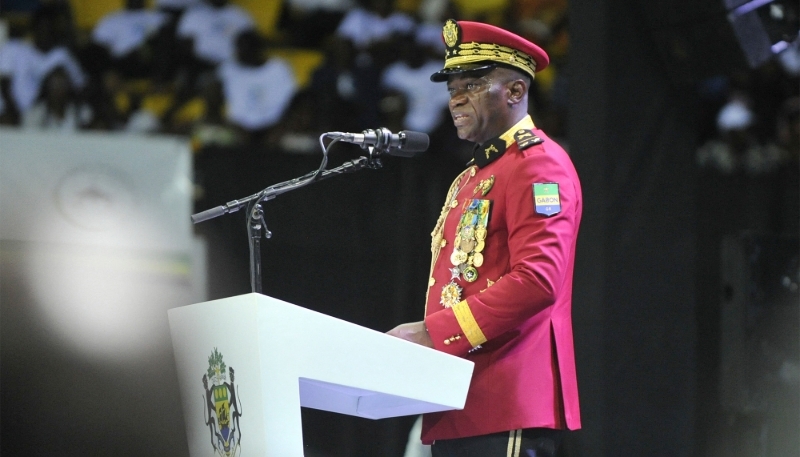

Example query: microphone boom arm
[191,156,376,224]
[190,131,392,294]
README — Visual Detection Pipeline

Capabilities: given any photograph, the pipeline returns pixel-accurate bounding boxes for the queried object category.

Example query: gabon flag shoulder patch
[532,182,561,216]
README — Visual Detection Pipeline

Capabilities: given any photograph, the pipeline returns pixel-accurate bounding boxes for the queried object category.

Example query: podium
[168,293,474,456]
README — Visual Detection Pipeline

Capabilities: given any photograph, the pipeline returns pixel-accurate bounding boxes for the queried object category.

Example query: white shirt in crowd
[217,57,297,130]
[0,40,86,115]
[177,3,255,64]
[335,8,416,49]
[92,9,169,58]
[382,60,451,133]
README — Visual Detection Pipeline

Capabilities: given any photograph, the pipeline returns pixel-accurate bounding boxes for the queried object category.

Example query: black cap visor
[429,62,497,82]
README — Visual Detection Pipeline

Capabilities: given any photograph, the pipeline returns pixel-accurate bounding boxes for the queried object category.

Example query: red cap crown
[431,20,549,82]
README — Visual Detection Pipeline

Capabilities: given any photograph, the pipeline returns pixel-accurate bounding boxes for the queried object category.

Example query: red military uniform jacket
[422,115,582,443]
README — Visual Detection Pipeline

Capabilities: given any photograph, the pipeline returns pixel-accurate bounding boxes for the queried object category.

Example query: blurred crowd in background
[0,0,569,156]
[694,42,799,237]
[0,0,796,226]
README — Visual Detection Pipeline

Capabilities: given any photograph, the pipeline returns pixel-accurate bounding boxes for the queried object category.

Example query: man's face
[446,69,511,145]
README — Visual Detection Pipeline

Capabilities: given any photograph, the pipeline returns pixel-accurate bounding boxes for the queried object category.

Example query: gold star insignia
[480,277,498,292]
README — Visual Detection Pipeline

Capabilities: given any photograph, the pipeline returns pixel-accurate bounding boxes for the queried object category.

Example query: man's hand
[386,321,434,348]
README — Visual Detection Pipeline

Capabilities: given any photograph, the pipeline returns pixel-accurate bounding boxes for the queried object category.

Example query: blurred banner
[0,128,204,456]
[0,128,193,252]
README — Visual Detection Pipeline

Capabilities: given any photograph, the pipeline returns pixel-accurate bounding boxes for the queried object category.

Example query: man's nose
[449,91,467,107]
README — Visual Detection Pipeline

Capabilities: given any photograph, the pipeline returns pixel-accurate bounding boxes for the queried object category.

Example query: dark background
[2,0,798,455]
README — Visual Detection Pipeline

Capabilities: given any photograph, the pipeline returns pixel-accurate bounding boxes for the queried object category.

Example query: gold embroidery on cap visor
[445,42,537,80]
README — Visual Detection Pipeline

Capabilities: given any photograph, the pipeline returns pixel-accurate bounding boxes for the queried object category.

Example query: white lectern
[168,293,474,456]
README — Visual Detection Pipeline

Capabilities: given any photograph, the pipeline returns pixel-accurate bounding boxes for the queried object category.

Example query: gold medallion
[460,235,476,252]
[440,281,462,308]
[463,266,478,282]
[475,240,485,253]
[475,227,487,241]
[455,250,468,264]
[473,252,484,267]
[450,249,460,265]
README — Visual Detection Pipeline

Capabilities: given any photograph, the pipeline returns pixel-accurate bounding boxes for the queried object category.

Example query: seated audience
[335,0,415,51]
[216,30,297,144]
[332,0,415,127]
[167,73,241,149]
[22,66,92,131]
[163,0,255,120]
[0,6,85,124]
[697,95,788,176]
[309,37,360,133]
[177,0,255,67]
[90,0,169,78]
[380,31,450,134]
[280,0,354,47]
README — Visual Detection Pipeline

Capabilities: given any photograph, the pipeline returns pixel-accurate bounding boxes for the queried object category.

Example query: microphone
[329,128,429,157]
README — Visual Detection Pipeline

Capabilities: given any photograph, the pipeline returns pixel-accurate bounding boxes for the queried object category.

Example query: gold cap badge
[443,19,459,48]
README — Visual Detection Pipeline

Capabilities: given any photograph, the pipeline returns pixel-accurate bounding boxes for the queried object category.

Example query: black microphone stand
[191,135,384,294]
[247,203,268,294]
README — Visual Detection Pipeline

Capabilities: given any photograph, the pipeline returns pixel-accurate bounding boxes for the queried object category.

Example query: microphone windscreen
[191,205,226,223]
[395,131,430,157]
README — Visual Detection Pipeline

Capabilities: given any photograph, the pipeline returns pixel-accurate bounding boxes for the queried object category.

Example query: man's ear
[507,79,527,106]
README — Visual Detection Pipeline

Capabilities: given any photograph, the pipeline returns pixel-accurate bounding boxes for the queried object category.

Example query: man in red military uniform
[388,19,582,456]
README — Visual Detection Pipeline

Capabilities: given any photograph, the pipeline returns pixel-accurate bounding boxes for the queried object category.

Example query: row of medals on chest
[450,224,486,282]
[439,171,493,309]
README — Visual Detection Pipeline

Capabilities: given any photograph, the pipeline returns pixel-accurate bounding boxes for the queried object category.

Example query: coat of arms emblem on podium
[202,348,243,457]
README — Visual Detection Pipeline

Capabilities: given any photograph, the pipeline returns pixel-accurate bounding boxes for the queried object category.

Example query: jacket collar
[471,115,536,168]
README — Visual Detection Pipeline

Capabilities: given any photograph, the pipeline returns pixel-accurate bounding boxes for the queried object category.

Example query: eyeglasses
[446,77,492,97]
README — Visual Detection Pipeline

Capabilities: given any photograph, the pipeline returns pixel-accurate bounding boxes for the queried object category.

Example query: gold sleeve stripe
[452,300,487,347]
